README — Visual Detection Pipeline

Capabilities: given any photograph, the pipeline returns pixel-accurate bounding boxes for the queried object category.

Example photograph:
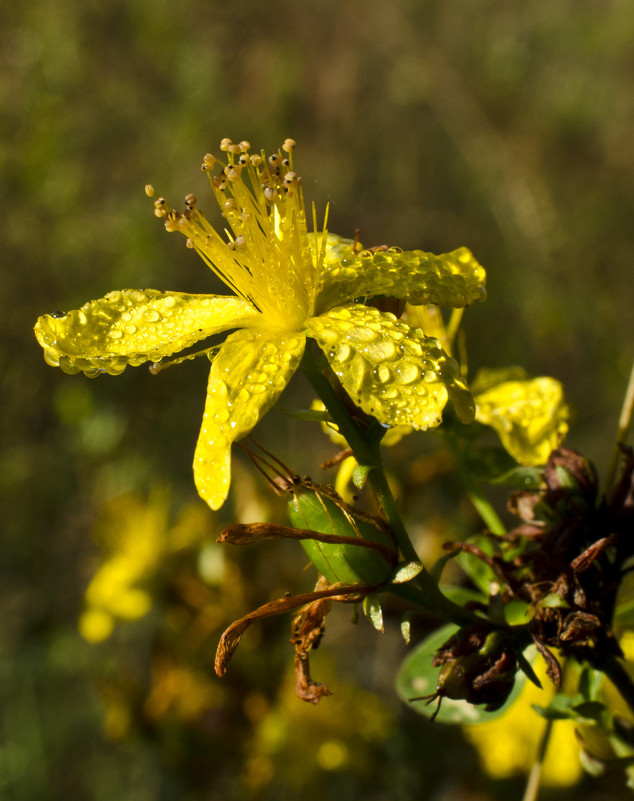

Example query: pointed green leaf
[391,561,424,584]
[363,595,384,632]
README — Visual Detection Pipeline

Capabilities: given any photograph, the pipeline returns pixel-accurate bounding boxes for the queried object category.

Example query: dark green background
[2,1,633,799]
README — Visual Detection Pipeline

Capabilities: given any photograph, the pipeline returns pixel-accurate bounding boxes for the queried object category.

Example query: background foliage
[2,1,633,799]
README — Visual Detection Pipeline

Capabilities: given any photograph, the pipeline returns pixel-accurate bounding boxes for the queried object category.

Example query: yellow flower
[35,138,486,510]
[472,367,570,465]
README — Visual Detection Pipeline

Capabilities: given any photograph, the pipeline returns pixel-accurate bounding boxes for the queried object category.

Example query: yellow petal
[34,289,260,376]
[474,373,570,465]
[306,305,474,429]
[193,328,306,509]
[315,246,486,314]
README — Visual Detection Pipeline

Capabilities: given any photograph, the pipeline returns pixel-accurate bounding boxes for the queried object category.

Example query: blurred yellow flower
[472,367,570,465]
[79,488,212,642]
[463,659,582,787]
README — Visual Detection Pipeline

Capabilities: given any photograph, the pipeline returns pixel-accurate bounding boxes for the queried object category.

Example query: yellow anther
[219,138,232,151]
[144,184,155,197]
[282,138,296,152]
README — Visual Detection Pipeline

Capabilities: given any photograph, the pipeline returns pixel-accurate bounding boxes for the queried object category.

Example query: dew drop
[126,325,137,335]
[237,388,250,402]
[366,338,398,361]
[164,296,176,308]
[334,343,352,363]
[395,362,420,385]
[375,364,392,384]
[145,310,160,322]
[110,329,124,340]
[403,340,423,357]
[350,326,376,344]
[121,311,132,322]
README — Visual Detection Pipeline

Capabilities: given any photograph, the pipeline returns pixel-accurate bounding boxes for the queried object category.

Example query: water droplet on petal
[366,338,398,361]
[351,326,376,344]
[110,329,123,340]
[395,362,420,385]
[334,343,352,363]
[375,364,392,384]
[145,310,160,322]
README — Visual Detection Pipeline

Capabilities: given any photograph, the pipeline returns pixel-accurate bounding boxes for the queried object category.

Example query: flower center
[151,139,324,332]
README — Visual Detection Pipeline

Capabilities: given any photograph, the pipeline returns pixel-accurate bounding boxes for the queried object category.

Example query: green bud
[287,483,397,585]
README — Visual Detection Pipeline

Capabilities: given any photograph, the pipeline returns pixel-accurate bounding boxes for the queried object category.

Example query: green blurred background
[2,1,633,799]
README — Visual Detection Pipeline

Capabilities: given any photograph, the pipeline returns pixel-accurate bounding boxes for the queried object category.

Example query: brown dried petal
[531,634,562,687]
[215,583,376,677]
[291,592,333,703]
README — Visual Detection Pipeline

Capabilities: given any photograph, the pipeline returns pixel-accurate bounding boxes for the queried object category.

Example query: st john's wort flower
[35,138,486,510]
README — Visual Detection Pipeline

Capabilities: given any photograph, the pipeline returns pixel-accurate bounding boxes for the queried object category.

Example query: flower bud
[431,625,518,712]
[287,482,398,586]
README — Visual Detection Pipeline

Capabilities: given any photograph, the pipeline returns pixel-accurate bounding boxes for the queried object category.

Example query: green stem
[389,582,480,627]
[300,347,417,559]
[301,346,480,628]
[445,435,506,535]
[605,358,634,495]
[522,718,553,801]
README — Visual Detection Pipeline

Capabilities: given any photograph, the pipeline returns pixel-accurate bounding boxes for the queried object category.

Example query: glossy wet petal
[315,246,486,314]
[306,305,475,429]
[34,289,260,377]
[193,328,306,510]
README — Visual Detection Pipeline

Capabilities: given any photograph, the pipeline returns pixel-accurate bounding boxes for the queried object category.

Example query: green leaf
[396,624,529,725]
[400,611,415,644]
[391,561,424,584]
[280,407,333,422]
[363,595,384,632]
[455,534,499,596]
[517,650,542,689]
[352,464,373,491]
[578,665,605,702]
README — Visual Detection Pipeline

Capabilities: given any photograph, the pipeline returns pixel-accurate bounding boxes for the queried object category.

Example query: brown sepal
[215,583,377,679]
[218,522,397,562]
[290,584,333,703]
